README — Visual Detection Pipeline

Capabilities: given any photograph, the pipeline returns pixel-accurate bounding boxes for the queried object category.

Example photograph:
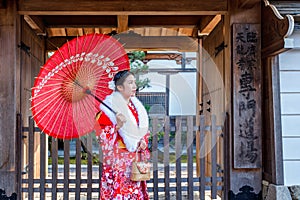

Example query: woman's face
[117,74,137,100]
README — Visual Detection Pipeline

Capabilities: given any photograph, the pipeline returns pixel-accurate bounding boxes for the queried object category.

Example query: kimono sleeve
[95,111,116,146]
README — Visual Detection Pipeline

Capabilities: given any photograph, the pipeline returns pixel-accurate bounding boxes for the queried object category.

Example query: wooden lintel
[144,53,182,61]
[19,11,227,16]
[18,0,227,15]
[117,15,128,34]
[46,33,198,52]
[114,32,198,52]
[24,15,45,35]
[142,53,196,64]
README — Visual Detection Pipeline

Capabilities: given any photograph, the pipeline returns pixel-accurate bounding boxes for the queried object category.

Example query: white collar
[100,92,149,152]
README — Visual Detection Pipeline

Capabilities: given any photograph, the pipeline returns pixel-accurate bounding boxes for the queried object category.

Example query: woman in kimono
[96,70,150,200]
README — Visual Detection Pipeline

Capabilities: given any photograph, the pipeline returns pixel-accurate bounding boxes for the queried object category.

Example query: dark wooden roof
[270,0,300,29]
[18,0,260,50]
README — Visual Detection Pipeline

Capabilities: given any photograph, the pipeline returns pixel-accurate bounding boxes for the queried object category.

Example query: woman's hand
[116,113,126,130]
[138,139,147,150]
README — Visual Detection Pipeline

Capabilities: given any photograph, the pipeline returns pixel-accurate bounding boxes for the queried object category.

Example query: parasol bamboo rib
[30,86,61,101]
[60,104,72,139]
[31,82,64,89]
[34,94,65,129]
[75,96,94,135]
[83,37,126,69]
[78,96,95,135]
[41,98,68,137]
[31,90,62,115]
[51,101,68,137]
[55,49,78,82]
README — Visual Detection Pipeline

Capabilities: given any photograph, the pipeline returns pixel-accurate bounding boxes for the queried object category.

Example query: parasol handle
[85,89,117,115]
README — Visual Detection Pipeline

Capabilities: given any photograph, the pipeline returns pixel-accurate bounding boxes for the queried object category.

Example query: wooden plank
[18,0,227,15]
[46,35,198,51]
[211,115,217,198]
[87,135,93,199]
[66,28,81,37]
[83,28,95,35]
[199,15,222,36]
[233,23,262,168]
[75,139,81,200]
[196,38,203,178]
[177,27,195,37]
[40,132,46,200]
[63,140,70,200]
[47,28,66,37]
[164,117,170,200]
[223,12,231,199]
[270,56,284,184]
[114,33,198,52]
[152,117,159,200]
[129,15,202,27]
[0,1,18,195]
[51,138,58,200]
[16,114,22,199]
[28,117,35,200]
[117,15,128,34]
[187,116,194,200]
[223,113,230,196]
[199,115,206,200]
[23,15,45,35]
[175,116,182,200]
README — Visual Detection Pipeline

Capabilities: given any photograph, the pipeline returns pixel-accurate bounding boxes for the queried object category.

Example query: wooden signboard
[233,24,261,168]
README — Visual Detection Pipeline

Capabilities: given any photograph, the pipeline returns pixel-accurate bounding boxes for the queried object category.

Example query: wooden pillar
[224,0,262,199]
[0,0,20,197]
[261,1,294,186]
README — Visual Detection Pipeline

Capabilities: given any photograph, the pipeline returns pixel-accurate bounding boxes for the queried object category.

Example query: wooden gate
[18,114,225,200]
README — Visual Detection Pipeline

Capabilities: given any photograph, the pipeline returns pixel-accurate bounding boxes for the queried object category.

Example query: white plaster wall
[279,48,300,185]
[139,53,197,116]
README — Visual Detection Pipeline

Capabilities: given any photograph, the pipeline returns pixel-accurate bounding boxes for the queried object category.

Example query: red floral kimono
[96,94,150,200]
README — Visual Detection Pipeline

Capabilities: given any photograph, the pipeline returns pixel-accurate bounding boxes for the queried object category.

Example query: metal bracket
[18,42,31,56]
[215,41,227,57]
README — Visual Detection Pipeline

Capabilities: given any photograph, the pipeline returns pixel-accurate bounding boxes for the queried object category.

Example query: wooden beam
[238,0,260,9]
[199,15,221,36]
[115,32,198,51]
[142,53,196,64]
[47,28,66,37]
[117,15,128,34]
[18,0,227,15]
[0,0,19,196]
[24,15,45,35]
[46,33,198,51]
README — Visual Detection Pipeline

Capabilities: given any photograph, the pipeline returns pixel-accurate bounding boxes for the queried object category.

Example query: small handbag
[130,149,151,181]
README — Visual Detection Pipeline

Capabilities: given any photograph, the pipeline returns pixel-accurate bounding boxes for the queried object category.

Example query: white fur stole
[100,92,149,152]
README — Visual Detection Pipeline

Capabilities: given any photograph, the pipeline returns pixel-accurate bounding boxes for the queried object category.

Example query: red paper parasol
[31,33,129,139]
